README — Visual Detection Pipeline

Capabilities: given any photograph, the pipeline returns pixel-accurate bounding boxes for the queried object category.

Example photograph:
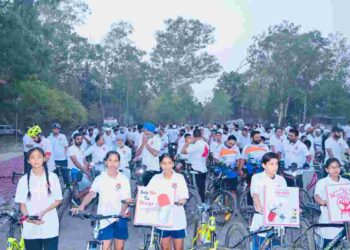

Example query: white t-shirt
[34,137,56,171]
[133,132,143,148]
[159,134,169,155]
[242,143,270,163]
[187,139,209,173]
[67,144,85,170]
[239,134,251,150]
[48,133,68,161]
[23,134,34,153]
[343,125,350,139]
[219,144,242,166]
[86,134,96,146]
[90,172,131,229]
[103,133,115,150]
[140,135,161,171]
[116,145,132,171]
[314,135,323,152]
[325,137,349,162]
[250,172,287,235]
[167,129,179,144]
[210,141,224,160]
[270,135,285,154]
[148,171,189,231]
[15,171,62,239]
[314,175,350,239]
[84,144,109,164]
[281,140,310,169]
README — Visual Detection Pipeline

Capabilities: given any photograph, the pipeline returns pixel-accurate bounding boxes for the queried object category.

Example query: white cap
[304,124,313,131]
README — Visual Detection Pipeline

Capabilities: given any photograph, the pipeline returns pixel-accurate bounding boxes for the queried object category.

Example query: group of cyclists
[10,120,350,249]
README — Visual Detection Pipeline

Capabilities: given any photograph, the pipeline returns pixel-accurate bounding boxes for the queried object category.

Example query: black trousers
[24,236,58,250]
[194,172,207,202]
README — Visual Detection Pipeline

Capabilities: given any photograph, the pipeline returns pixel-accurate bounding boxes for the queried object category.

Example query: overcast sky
[75,0,350,102]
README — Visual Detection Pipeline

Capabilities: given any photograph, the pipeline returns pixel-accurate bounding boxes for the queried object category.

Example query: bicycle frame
[191,210,219,250]
[3,215,25,250]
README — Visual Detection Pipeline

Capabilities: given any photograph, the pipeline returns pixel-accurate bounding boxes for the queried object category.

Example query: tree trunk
[283,97,291,123]
[303,92,308,124]
[278,102,284,126]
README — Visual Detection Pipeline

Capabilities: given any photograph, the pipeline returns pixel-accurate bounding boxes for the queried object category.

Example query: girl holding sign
[72,151,131,250]
[314,158,349,248]
[250,152,287,250]
[148,154,189,250]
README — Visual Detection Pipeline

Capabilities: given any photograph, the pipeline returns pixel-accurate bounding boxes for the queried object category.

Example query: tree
[203,89,232,122]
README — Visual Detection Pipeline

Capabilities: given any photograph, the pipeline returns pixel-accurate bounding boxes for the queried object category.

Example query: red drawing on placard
[330,188,350,217]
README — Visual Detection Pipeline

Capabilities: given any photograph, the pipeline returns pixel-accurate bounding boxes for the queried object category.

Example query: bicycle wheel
[57,188,71,222]
[238,188,255,225]
[285,218,315,250]
[185,187,201,226]
[192,216,201,247]
[300,189,313,207]
[224,221,249,249]
[210,190,235,226]
[87,240,102,250]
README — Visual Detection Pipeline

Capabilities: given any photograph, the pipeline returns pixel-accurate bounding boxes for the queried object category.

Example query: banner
[134,186,175,227]
[263,186,300,227]
[326,183,350,222]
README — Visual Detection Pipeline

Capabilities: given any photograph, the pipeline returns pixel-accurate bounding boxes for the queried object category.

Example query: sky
[75,0,350,102]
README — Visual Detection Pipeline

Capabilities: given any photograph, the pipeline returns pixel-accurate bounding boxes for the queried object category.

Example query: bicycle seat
[303,203,321,215]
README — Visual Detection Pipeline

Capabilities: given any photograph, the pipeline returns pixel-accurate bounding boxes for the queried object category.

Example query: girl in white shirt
[15,147,63,250]
[72,151,131,250]
[314,158,348,248]
[148,154,189,250]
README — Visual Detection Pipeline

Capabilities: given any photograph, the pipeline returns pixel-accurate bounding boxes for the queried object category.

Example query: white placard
[134,186,174,227]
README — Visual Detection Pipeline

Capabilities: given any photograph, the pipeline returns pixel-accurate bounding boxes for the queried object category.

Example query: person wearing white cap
[103,127,115,150]
[314,129,323,153]
[304,124,315,160]
[116,135,132,179]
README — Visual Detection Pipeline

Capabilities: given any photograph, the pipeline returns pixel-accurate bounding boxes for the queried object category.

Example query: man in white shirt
[67,133,91,198]
[48,123,69,183]
[135,122,161,185]
[116,136,132,178]
[103,127,115,150]
[239,128,251,151]
[304,124,315,159]
[158,128,169,156]
[314,129,323,153]
[343,120,350,146]
[84,133,109,173]
[270,127,285,157]
[181,128,209,202]
[210,131,224,161]
[325,126,350,163]
[167,125,179,144]
[85,127,96,146]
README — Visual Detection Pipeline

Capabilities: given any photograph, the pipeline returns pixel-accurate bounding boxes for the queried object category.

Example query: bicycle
[0,209,40,250]
[190,203,232,250]
[291,203,350,250]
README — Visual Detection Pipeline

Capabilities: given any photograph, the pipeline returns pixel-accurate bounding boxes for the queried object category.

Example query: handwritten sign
[134,186,174,227]
[263,186,299,227]
[326,184,350,222]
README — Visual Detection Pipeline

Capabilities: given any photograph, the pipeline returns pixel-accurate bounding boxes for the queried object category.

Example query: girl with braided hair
[15,147,63,250]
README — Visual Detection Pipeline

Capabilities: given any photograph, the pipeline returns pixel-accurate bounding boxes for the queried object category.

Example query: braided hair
[26,147,52,200]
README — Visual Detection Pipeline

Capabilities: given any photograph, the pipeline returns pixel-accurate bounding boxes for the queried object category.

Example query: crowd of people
[14,120,350,249]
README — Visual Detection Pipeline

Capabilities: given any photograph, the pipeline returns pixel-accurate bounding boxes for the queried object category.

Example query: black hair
[159,153,175,163]
[216,131,222,135]
[289,128,299,137]
[262,152,279,165]
[227,135,237,141]
[193,128,201,138]
[304,140,311,149]
[324,158,341,169]
[95,133,103,143]
[184,133,191,138]
[26,147,51,200]
[73,132,83,139]
[104,151,120,162]
[250,130,260,138]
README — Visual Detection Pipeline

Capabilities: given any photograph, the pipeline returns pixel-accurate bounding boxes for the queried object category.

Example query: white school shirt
[116,145,132,172]
[250,172,287,236]
[15,171,62,239]
[187,139,209,173]
[148,171,189,231]
[325,137,349,162]
[314,175,350,239]
[140,135,161,171]
[103,133,115,150]
[67,144,85,170]
[281,140,310,169]
[48,133,68,161]
[34,137,56,171]
[90,172,131,229]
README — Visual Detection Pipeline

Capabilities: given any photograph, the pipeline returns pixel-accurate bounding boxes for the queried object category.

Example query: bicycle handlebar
[70,212,130,221]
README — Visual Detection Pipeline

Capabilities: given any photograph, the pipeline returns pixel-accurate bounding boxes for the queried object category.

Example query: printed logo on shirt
[172,183,177,189]
[115,183,121,191]
[202,146,209,157]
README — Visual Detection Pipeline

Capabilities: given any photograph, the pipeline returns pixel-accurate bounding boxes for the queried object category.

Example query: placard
[263,186,299,227]
[326,184,350,222]
[134,186,175,227]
